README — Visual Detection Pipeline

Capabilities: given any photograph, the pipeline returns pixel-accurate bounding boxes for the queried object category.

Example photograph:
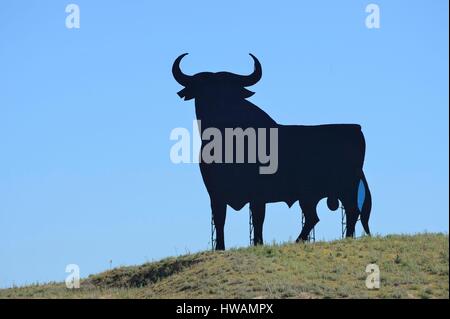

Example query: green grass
[1,233,448,299]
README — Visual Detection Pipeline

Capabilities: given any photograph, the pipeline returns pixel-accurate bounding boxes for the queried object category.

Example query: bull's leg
[211,200,227,250]
[341,192,359,238]
[250,202,265,246]
[296,202,319,242]
[345,208,359,238]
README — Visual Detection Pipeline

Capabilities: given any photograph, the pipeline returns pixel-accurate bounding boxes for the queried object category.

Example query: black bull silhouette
[173,53,372,250]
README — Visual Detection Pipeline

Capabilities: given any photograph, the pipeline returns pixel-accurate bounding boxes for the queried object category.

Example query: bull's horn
[172,53,192,85]
[238,53,262,87]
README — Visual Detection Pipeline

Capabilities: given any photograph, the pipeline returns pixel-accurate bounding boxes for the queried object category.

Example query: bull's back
[277,124,366,189]
[198,123,367,209]
[279,124,365,166]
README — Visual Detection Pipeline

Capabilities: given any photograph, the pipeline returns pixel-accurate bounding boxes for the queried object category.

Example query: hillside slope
[1,233,448,299]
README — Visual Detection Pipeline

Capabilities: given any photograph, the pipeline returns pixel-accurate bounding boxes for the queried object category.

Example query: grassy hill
[1,233,448,299]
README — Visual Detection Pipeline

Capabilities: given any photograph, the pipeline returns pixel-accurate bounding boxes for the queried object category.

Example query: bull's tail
[357,172,372,235]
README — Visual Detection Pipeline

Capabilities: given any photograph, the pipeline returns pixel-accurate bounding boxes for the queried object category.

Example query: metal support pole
[301,212,315,242]
[341,205,360,239]
[211,213,216,251]
[341,206,346,239]
[211,208,255,250]
[249,208,254,246]
[310,223,316,242]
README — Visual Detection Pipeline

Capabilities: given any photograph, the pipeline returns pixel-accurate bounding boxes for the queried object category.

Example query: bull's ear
[177,88,195,100]
[240,88,255,98]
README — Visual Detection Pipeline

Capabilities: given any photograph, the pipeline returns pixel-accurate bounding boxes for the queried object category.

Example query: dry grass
[1,233,448,299]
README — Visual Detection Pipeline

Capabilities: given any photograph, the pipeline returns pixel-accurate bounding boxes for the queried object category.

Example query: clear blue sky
[0,0,448,288]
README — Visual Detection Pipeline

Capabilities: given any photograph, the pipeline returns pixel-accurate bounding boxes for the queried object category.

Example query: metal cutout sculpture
[173,53,372,250]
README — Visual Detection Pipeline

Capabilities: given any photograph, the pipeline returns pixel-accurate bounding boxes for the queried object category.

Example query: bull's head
[172,53,262,101]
